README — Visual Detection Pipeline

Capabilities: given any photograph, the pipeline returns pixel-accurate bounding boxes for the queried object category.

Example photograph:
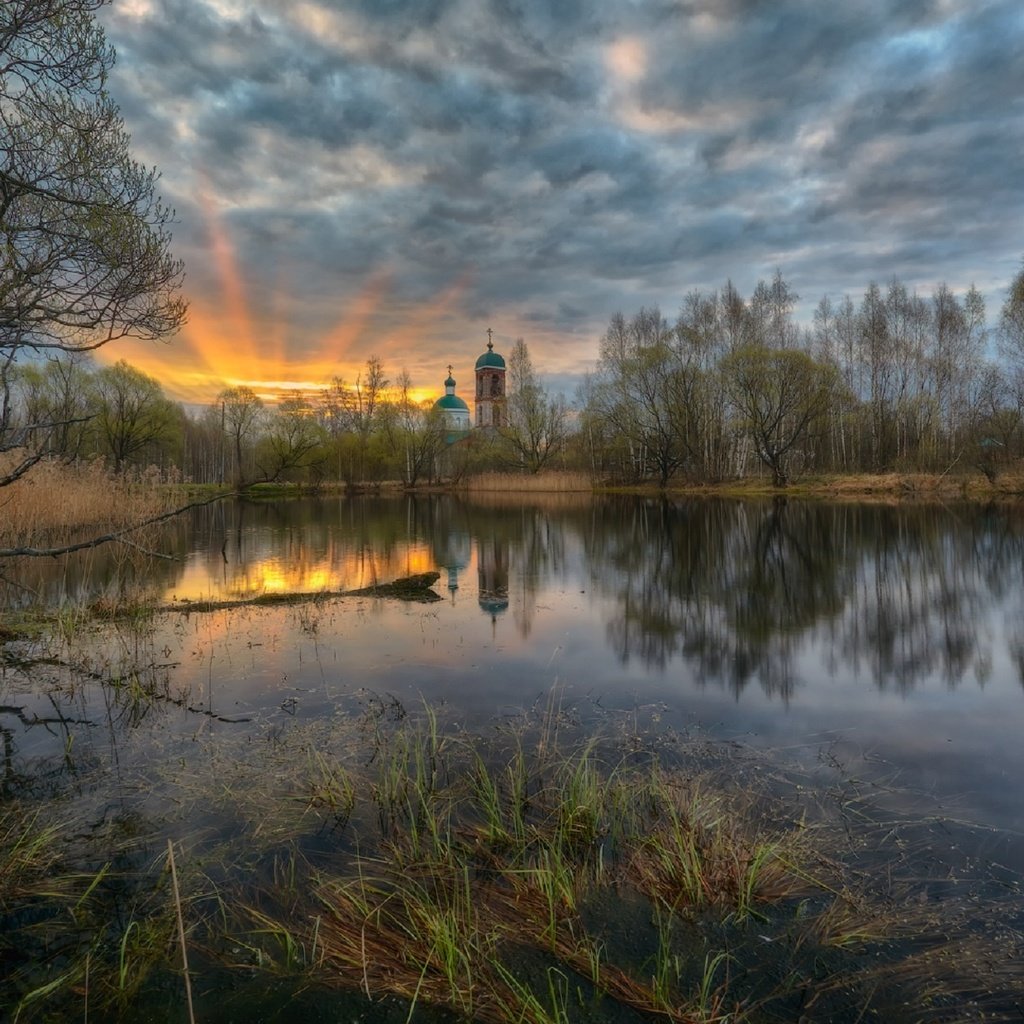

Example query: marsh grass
[464,471,592,493]
[3,699,1022,1022]
[0,456,172,547]
[205,710,1021,1023]
[0,803,183,1022]
[0,808,68,906]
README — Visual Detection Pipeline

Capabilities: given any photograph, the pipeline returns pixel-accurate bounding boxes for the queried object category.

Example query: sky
[97,0,1024,405]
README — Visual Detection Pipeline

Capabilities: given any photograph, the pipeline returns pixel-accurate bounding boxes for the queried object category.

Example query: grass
[2,696,1022,1023]
[463,470,593,493]
[0,456,173,548]
[598,465,1024,501]
[210,712,1022,1023]
[0,808,68,907]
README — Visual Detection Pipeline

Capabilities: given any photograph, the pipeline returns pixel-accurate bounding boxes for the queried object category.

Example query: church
[432,329,506,439]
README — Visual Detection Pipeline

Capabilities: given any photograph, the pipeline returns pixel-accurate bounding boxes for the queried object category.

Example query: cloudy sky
[97,0,1024,404]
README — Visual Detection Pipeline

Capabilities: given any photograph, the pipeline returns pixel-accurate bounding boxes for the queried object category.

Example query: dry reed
[463,470,592,493]
[0,456,171,548]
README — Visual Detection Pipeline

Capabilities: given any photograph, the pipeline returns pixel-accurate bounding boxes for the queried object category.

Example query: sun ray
[382,271,473,368]
[197,178,261,373]
[311,267,394,370]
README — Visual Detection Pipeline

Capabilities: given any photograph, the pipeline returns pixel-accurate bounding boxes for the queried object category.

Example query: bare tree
[502,338,570,473]
[219,386,263,484]
[1,0,186,485]
[380,370,445,486]
[999,260,1024,423]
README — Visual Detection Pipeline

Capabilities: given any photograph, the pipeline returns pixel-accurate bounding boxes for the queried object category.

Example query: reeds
[0,455,171,548]
[463,470,592,493]
[3,699,1021,1022]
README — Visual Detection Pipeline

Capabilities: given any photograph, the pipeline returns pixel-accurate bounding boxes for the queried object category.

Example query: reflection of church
[432,329,506,438]
[476,533,509,622]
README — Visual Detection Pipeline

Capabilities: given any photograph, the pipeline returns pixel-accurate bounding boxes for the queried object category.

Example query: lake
[3,493,1023,1020]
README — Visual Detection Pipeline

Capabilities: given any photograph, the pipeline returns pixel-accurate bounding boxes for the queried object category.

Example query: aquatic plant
[3,695,1022,1023]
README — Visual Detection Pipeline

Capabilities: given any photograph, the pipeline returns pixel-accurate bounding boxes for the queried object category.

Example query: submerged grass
[2,697,1022,1023]
[211,710,1023,1023]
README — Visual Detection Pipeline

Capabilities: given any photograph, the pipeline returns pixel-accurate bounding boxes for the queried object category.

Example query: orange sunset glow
[166,540,438,604]
[95,189,472,406]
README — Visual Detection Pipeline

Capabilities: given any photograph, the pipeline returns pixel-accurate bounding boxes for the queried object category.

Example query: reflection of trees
[6,493,1023,703]
[0,645,173,799]
[590,499,848,698]
[588,498,1022,699]
[845,505,1019,693]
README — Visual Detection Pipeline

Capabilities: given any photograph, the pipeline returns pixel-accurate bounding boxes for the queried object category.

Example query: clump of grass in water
[227,713,1024,1023]
[6,701,1023,1022]
[626,773,809,921]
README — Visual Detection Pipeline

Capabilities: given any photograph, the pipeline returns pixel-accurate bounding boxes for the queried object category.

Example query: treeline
[580,268,1024,486]
[5,343,569,487]
[7,267,1024,489]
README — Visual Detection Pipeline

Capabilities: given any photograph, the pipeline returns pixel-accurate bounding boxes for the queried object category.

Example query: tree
[587,308,684,486]
[502,338,570,473]
[1,0,186,485]
[9,353,97,470]
[999,260,1024,418]
[92,359,179,472]
[219,386,263,485]
[257,396,327,483]
[722,345,836,487]
[316,356,390,485]
[380,370,446,486]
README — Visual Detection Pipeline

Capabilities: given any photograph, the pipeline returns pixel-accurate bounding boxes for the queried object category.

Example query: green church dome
[475,339,505,370]
[435,394,469,412]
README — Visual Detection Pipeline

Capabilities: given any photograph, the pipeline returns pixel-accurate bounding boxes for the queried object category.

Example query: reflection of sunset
[94,186,469,405]
[165,541,438,603]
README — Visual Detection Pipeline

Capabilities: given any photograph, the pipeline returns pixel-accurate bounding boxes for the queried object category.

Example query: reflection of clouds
[162,499,440,602]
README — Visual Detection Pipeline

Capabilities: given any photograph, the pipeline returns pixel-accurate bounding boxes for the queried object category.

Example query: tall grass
[226,721,873,1023]
[463,471,592,493]
[5,698,1022,1022]
[0,456,172,548]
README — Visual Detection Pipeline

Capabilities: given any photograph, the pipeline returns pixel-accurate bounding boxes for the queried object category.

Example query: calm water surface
[5,494,1024,845]
[5,493,1024,1019]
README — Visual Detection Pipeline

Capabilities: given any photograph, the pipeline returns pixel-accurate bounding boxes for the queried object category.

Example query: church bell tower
[474,328,506,428]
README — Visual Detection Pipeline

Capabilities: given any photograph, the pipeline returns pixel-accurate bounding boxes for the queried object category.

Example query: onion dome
[475,338,505,370]
[433,366,471,437]
[435,393,470,413]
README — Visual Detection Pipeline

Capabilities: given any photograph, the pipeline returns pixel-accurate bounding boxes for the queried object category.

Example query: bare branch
[0,492,238,560]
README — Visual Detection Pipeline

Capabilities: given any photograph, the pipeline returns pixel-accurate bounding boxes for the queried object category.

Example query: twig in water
[167,839,196,1024]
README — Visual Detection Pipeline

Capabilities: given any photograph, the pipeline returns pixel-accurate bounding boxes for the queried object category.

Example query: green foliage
[92,359,181,473]
[1,0,186,487]
[722,344,837,488]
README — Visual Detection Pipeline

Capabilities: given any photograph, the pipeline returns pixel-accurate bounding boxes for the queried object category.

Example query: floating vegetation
[4,691,1018,1023]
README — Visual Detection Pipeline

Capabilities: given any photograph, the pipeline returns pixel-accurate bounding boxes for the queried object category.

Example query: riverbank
[172,468,1024,501]
[659,469,1024,501]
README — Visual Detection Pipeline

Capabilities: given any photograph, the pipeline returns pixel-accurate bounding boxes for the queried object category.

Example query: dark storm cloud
[100,0,1024,391]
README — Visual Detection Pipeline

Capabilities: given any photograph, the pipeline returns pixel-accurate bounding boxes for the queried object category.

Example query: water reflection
[583,497,1024,698]
[4,495,1024,700]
